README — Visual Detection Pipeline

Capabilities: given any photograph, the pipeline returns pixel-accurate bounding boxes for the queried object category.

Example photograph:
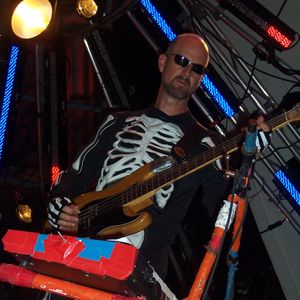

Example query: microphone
[241,119,257,156]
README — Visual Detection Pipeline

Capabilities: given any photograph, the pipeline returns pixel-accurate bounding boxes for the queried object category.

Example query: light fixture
[11,0,55,39]
[218,0,297,51]
[274,158,300,215]
[0,45,20,163]
[16,204,32,223]
[51,164,61,185]
[76,0,98,18]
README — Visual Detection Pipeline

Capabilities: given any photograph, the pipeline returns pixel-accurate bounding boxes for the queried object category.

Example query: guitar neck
[126,106,299,201]
[76,105,299,226]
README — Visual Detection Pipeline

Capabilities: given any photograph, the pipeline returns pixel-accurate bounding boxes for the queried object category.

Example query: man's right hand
[47,197,80,231]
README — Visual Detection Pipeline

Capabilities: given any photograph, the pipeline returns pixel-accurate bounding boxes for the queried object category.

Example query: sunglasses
[169,53,206,75]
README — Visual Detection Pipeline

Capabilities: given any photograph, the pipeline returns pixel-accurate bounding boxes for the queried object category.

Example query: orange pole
[0,263,140,300]
[32,273,117,299]
[224,195,248,300]
[230,195,248,253]
[187,195,239,300]
[187,227,225,300]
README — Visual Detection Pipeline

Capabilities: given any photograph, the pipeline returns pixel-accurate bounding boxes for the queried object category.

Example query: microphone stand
[186,152,256,300]
[224,154,256,300]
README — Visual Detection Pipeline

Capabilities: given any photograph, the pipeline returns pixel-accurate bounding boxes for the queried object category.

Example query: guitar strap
[171,122,215,162]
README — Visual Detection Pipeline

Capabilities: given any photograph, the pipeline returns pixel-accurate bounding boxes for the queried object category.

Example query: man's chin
[170,95,190,102]
[170,88,190,100]
[164,83,191,100]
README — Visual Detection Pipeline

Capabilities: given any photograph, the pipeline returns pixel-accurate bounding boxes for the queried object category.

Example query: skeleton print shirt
[49,106,225,276]
[95,112,186,209]
[49,106,271,278]
[50,106,221,202]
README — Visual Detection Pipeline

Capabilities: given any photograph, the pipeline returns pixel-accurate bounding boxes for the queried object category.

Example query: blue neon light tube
[274,169,300,207]
[0,45,20,161]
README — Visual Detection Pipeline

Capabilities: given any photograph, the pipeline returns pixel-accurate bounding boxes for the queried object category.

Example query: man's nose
[181,63,193,75]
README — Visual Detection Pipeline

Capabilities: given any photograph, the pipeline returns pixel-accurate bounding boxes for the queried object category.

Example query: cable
[285,82,300,95]
[226,201,248,264]
[276,0,288,17]
[257,140,300,161]
[86,0,139,31]
[238,54,258,105]
[246,179,265,203]
[191,19,300,84]
[196,21,247,100]
[209,54,280,102]
[259,218,286,234]
[201,175,240,300]
[195,17,279,107]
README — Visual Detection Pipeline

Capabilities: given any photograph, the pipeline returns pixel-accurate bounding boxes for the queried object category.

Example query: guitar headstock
[268,103,300,132]
[290,102,300,124]
[293,102,300,116]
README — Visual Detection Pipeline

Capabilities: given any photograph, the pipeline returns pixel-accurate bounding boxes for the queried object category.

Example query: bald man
[156,34,209,114]
[47,33,270,280]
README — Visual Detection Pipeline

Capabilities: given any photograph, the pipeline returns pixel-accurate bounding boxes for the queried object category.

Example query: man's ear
[158,53,167,73]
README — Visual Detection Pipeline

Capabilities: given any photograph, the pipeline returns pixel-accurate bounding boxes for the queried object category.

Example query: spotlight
[11,0,56,39]
[16,204,32,223]
[76,0,98,18]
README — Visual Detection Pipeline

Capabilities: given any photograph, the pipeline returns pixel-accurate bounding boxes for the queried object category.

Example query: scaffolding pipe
[82,36,114,108]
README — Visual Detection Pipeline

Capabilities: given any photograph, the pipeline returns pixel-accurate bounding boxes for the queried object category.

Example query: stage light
[139,0,236,118]
[76,0,98,18]
[274,158,300,214]
[51,164,61,185]
[218,0,297,51]
[11,0,55,39]
[0,45,19,163]
[139,0,176,42]
[16,204,32,223]
[201,75,235,118]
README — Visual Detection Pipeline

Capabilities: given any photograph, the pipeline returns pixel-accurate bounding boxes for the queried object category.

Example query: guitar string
[78,110,297,223]
[77,135,242,223]
[78,110,297,225]
[78,110,296,223]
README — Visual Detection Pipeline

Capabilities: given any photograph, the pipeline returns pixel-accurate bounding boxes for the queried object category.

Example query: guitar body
[45,157,173,239]
[77,203,153,239]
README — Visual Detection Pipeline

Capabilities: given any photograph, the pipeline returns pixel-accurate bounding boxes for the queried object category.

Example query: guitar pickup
[152,156,176,173]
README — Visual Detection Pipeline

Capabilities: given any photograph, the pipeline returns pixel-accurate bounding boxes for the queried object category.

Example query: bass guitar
[45,104,300,239]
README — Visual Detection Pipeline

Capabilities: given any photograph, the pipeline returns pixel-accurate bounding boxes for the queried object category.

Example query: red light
[51,165,61,185]
[267,26,292,48]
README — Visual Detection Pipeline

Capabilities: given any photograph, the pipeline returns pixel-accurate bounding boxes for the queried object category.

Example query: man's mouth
[175,77,190,86]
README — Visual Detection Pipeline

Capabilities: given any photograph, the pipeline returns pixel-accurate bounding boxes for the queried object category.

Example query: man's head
[158,33,209,101]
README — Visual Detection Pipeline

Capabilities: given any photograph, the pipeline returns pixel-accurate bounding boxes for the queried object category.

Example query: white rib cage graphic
[96,114,184,209]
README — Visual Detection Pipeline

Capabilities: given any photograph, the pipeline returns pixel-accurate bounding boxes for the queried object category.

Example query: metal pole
[35,43,46,195]
[82,36,114,108]
[189,6,300,161]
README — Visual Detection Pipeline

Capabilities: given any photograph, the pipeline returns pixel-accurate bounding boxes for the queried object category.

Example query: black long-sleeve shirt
[49,106,228,278]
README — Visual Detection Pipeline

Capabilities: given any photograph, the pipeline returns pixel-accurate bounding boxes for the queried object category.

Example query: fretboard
[122,107,299,204]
